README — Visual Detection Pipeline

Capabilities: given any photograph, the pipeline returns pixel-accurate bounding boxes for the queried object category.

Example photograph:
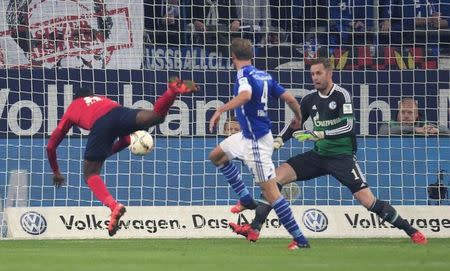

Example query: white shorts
[219,131,276,183]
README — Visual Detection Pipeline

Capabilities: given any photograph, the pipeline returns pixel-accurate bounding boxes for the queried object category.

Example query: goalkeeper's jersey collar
[317,84,336,98]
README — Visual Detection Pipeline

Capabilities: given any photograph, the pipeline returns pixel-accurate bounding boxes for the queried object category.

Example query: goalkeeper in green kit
[229,58,427,245]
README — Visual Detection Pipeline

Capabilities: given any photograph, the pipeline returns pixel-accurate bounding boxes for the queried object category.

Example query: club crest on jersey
[328,101,337,110]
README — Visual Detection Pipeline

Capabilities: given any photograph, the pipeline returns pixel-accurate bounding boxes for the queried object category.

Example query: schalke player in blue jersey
[208,38,309,250]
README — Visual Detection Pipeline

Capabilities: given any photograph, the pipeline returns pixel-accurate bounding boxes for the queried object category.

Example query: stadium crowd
[144,0,450,56]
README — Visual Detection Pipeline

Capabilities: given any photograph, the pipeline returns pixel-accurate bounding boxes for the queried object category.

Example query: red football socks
[86,175,117,211]
[153,88,177,117]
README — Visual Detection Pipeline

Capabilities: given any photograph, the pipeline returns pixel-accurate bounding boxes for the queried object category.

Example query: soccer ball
[128,130,154,156]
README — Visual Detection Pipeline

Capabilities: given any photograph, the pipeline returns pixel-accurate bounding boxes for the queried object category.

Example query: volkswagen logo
[302,209,328,232]
[20,211,47,235]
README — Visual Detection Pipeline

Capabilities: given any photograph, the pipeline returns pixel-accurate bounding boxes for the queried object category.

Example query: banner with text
[0,0,143,69]
[5,206,450,239]
[0,69,449,136]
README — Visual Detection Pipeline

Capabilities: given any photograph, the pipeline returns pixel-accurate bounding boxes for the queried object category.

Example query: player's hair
[310,58,333,70]
[231,38,253,60]
[399,97,418,107]
[74,87,94,99]
[224,116,239,129]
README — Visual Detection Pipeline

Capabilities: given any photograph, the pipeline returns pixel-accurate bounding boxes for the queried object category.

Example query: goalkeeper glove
[273,137,284,150]
[292,130,324,142]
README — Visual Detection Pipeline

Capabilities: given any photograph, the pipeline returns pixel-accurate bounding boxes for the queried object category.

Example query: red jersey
[47,96,120,173]
[58,96,120,131]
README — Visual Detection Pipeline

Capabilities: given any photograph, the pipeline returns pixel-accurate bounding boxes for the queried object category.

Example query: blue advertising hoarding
[0,67,449,206]
[0,68,449,136]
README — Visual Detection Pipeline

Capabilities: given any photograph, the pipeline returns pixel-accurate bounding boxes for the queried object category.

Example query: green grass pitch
[0,238,448,271]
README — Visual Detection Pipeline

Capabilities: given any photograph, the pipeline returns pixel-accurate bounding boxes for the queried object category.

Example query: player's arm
[274,95,310,149]
[46,115,73,187]
[209,76,252,132]
[209,91,251,132]
[280,92,302,123]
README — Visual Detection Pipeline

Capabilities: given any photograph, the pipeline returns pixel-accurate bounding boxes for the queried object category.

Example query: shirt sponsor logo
[20,211,47,235]
[302,208,328,232]
[314,117,341,127]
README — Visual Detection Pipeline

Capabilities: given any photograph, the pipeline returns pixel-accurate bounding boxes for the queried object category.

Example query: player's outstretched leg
[108,203,126,237]
[230,182,282,240]
[138,77,199,129]
[85,173,126,236]
[219,161,258,211]
[229,222,260,242]
[168,77,198,94]
[260,179,309,250]
[368,199,427,245]
[230,199,259,213]
[272,196,310,250]
[229,200,273,242]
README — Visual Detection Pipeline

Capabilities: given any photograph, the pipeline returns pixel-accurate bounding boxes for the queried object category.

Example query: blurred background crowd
[144,0,450,58]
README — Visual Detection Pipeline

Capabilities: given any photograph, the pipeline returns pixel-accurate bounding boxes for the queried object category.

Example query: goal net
[0,0,449,238]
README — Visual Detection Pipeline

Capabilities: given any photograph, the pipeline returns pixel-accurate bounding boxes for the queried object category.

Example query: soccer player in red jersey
[46,78,197,236]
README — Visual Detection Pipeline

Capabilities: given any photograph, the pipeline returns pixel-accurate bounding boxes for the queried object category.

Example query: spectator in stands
[190,0,240,56]
[223,116,241,135]
[235,0,269,44]
[267,0,292,44]
[379,97,450,135]
[379,0,448,48]
[440,1,450,55]
[294,0,329,50]
[266,0,308,44]
[145,0,183,45]
[328,0,374,45]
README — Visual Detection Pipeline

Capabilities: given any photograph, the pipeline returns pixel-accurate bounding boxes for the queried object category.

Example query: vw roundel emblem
[302,208,328,232]
[20,211,47,235]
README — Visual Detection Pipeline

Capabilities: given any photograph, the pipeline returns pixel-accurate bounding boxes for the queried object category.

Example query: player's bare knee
[354,188,376,209]
[275,163,297,185]
[208,147,226,166]
[260,181,281,204]
[83,160,102,181]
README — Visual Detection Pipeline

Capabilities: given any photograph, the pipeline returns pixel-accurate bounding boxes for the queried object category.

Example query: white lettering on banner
[0,85,448,136]
[8,100,42,136]
[345,213,450,233]
[144,47,232,70]
[5,206,450,239]
[195,100,225,135]
[47,85,58,133]
[0,0,143,69]
[359,85,391,135]
[439,89,450,127]
[159,100,190,136]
